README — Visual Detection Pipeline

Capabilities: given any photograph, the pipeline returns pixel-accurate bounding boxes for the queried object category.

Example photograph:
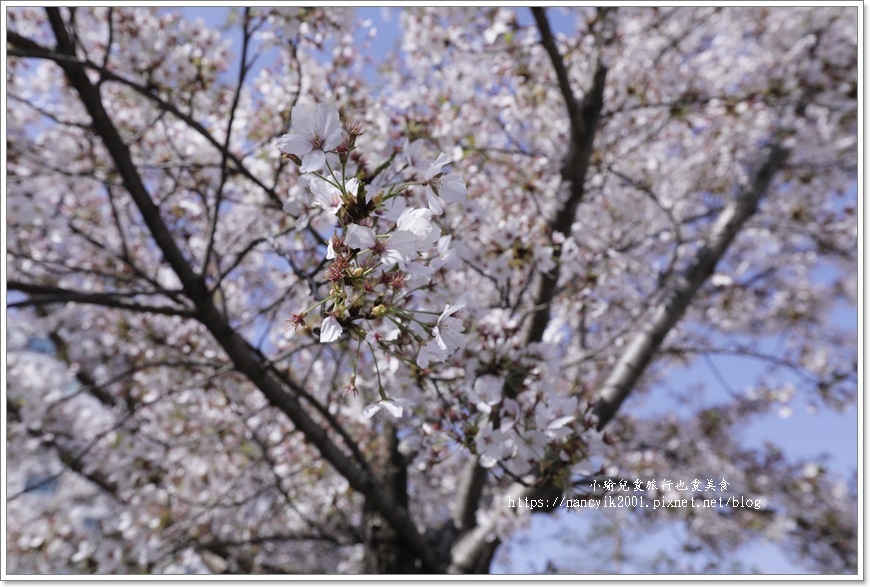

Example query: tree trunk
[362,424,418,573]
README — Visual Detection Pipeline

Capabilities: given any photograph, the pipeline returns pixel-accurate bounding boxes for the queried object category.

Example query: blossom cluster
[277,104,467,418]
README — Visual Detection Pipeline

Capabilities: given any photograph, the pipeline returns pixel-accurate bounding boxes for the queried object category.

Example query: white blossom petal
[547,415,575,430]
[438,174,467,204]
[362,403,383,419]
[314,105,343,152]
[404,138,427,170]
[320,316,343,343]
[363,398,414,419]
[396,207,440,250]
[382,230,417,266]
[425,152,452,180]
[416,344,431,369]
[310,177,343,215]
[380,400,404,418]
[300,150,327,174]
[345,225,377,250]
[479,453,498,469]
[275,133,311,157]
[426,190,445,215]
[416,339,447,368]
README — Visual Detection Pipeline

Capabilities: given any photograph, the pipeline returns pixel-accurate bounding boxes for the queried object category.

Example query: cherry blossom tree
[5,6,858,574]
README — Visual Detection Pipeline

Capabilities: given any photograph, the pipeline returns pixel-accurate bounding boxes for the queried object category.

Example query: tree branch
[593,143,790,430]
[200,7,253,277]
[7,280,194,317]
[524,10,608,347]
[531,7,579,124]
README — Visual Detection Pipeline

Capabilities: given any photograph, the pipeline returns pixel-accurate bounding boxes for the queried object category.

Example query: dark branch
[7,280,194,317]
[201,7,254,277]
[531,7,579,124]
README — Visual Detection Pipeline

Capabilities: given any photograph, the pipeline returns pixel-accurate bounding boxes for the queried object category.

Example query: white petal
[435,317,465,353]
[437,234,452,254]
[345,178,360,198]
[479,454,498,469]
[382,230,417,266]
[426,189,444,215]
[320,316,343,343]
[316,105,343,151]
[300,150,327,173]
[395,207,440,249]
[290,104,315,133]
[364,398,414,419]
[548,415,575,430]
[275,133,312,157]
[416,345,431,369]
[380,400,404,418]
[418,339,448,366]
[396,207,432,234]
[362,403,382,419]
[311,178,342,214]
[439,174,467,204]
[441,297,468,318]
[403,262,433,280]
[345,225,376,250]
[425,152,452,180]
[404,138,426,169]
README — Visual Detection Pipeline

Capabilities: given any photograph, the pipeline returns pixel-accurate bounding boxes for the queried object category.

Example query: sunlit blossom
[416,297,468,368]
[362,397,415,419]
[275,104,343,173]
[424,153,467,214]
[320,316,343,343]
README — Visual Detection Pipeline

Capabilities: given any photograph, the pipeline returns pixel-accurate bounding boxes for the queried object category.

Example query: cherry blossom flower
[469,375,504,415]
[416,297,467,368]
[275,104,343,173]
[424,153,467,214]
[430,235,458,270]
[512,430,549,467]
[342,376,359,397]
[362,397,415,419]
[476,421,516,468]
[310,177,344,215]
[320,316,343,343]
[396,207,441,251]
[5,4,860,577]
[365,327,398,348]
[284,312,307,332]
